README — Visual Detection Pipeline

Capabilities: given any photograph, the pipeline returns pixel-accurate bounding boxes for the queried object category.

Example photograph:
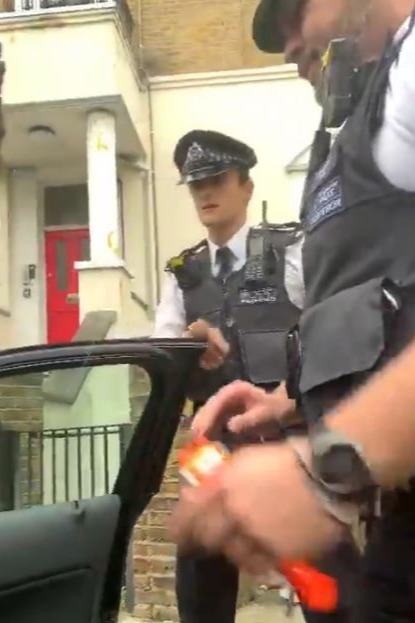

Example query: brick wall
[133,426,186,621]
[0,374,43,509]
[138,0,284,75]
[0,374,43,432]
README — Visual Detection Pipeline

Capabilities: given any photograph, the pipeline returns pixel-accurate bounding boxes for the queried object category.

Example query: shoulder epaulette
[275,222,303,244]
[165,239,208,274]
[250,222,302,249]
[263,221,302,234]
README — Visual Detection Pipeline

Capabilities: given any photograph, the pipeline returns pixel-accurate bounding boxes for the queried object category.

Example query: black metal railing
[0,423,133,510]
[0,423,135,611]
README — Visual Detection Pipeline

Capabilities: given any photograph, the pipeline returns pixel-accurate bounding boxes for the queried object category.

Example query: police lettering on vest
[166,223,302,404]
[292,15,415,424]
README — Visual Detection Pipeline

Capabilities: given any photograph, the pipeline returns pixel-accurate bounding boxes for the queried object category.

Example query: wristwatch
[309,424,376,502]
[290,424,376,526]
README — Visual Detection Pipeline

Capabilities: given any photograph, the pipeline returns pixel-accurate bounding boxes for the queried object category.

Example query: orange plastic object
[178,436,338,613]
[280,561,338,612]
[178,437,229,486]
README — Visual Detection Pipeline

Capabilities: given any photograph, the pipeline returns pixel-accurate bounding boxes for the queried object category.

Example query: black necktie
[216,246,233,281]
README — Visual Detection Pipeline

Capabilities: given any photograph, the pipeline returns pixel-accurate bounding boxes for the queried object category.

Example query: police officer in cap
[172,1,415,622]
[153,129,307,623]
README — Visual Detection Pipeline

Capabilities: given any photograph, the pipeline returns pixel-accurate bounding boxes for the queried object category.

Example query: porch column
[86,109,121,263]
[9,168,42,347]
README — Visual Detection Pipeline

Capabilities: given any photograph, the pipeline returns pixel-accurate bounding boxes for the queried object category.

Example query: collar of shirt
[394,16,411,43]
[207,222,249,276]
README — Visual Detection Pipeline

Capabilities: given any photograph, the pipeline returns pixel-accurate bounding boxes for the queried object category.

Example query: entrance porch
[0,106,155,349]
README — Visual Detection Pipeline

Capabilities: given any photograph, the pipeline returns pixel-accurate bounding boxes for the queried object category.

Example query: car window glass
[0,363,151,510]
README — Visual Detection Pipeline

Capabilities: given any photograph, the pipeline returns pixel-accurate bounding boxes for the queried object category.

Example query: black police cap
[252,0,290,54]
[174,130,257,185]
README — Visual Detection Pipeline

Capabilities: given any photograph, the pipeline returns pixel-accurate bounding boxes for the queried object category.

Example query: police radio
[245,202,300,284]
[321,38,377,128]
[244,201,273,283]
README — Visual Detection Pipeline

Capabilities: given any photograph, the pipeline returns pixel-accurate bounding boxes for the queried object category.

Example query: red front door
[45,229,90,344]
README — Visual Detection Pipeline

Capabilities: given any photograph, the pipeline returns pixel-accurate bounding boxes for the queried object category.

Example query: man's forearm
[325,339,415,489]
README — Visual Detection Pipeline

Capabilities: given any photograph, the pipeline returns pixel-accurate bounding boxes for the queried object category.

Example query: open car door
[0,338,204,623]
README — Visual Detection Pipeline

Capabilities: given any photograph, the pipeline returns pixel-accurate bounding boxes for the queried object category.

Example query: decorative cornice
[150,64,299,91]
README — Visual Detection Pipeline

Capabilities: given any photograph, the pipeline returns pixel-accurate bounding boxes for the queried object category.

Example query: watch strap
[289,438,359,528]
[309,423,377,498]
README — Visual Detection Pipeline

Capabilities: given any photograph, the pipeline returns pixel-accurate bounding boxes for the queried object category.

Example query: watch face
[314,442,373,495]
[318,444,360,484]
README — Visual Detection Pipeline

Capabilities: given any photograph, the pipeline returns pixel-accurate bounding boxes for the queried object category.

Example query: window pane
[0,364,150,510]
[44,185,88,227]
[55,240,68,291]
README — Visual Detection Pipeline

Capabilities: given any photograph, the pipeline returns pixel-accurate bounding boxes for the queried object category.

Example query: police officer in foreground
[152,129,342,623]
[171,1,415,621]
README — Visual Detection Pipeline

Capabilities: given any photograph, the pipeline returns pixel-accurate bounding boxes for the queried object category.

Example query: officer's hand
[192,380,294,439]
[170,441,344,572]
[186,319,230,370]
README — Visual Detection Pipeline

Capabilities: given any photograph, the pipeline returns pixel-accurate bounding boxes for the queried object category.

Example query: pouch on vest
[299,277,402,396]
[237,329,289,386]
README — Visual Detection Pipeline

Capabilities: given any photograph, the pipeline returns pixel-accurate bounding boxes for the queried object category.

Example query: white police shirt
[152,222,305,338]
[372,16,415,191]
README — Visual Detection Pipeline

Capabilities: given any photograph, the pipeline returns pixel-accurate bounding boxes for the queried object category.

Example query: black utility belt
[286,277,407,401]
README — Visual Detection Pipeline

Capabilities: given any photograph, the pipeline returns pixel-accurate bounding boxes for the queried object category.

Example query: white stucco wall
[149,65,320,289]
[0,168,10,308]
[287,170,309,217]
[120,163,153,308]
[1,9,144,129]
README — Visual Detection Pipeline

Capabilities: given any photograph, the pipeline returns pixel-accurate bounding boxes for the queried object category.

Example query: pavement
[120,590,306,623]
[236,590,305,623]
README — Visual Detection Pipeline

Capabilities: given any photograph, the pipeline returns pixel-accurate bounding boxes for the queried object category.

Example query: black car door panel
[0,496,120,623]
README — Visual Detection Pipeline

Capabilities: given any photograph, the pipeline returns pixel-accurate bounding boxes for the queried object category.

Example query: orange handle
[178,437,338,612]
[280,560,338,612]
